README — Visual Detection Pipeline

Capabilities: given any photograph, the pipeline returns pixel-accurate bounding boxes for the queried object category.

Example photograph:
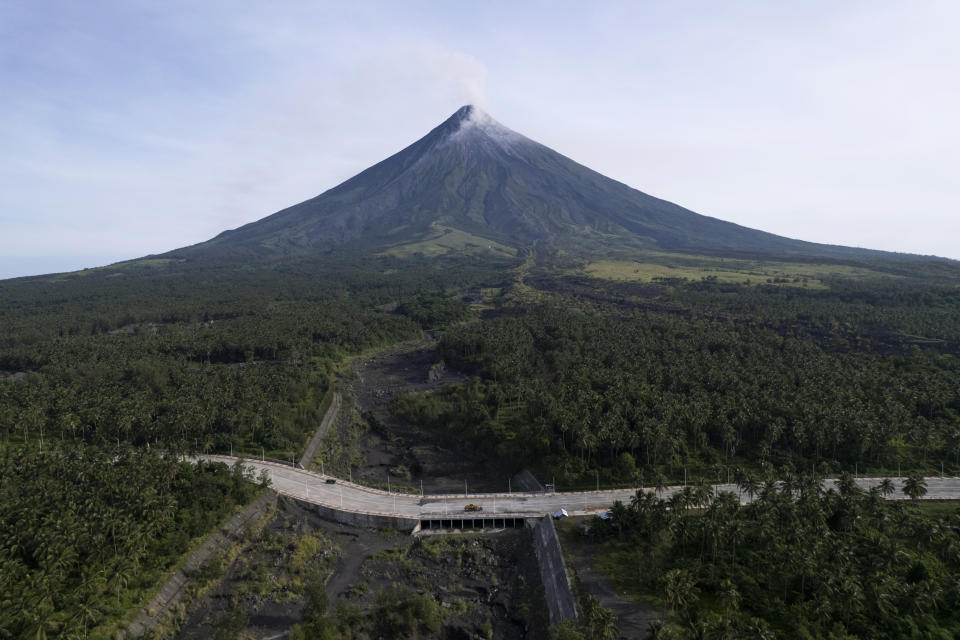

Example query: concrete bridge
[200,455,960,531]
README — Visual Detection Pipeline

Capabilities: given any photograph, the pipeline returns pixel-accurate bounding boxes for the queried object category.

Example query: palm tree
[646,621,669,640]
[582,594,619,639]
[836,471,861,498]
[608,500,631,536]
[668,491,689,515]
[902,474,927,500]
[695,481,713,509]
[654,471,668,497]
[717,579,741,612]
[663,568,700,614]
[878,478,895,497]
[736,471,760,503]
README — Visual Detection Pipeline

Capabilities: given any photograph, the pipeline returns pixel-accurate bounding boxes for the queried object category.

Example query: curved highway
[200,455,960,520]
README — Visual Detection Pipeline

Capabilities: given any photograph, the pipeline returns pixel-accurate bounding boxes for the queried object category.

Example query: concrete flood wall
[126,490,278,637]
[291,496,420,531]
[299,391,341,468]
[532,515,578,624]
[512,468,546,493]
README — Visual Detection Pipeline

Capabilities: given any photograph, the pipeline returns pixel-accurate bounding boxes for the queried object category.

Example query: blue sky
[2,1,958,278]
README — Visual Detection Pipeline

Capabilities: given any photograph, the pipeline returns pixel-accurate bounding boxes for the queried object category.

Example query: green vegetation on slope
[2,241,960,638]
[289,532,547,640]
[576,479,960,639]
[174,105,953,263]
[396,275,960,486]
[0,252,515,638]
[0,446,263,639]
[0,254,514,456]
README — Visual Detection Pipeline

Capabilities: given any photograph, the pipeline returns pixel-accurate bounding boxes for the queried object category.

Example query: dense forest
[3,248,960,637]
[0,446,264,638]
[0,253,512,638]
[580,476,960,639]
[396,274,960,486]
[0,254,511,457]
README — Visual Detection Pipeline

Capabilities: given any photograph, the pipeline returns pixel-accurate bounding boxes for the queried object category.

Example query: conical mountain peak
[436,105,521,148]
[443,104,492,128]
[175,107,898,262]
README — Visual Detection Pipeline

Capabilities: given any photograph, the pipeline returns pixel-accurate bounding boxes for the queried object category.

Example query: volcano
[171,106,900,261]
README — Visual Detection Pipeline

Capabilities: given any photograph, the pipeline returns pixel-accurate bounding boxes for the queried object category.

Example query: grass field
[45,258,187,281]
[380,224,517,258]
[580,253,895,288]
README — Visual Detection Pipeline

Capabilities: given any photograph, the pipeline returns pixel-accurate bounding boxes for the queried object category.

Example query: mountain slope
[169,106,917,261]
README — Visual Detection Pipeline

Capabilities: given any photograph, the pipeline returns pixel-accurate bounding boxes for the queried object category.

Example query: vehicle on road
[464,503,482,512]
[325,478,336,484]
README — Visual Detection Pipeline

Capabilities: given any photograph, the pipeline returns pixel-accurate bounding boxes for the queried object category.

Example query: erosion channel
[174,333,554,638]
[324,330,523,495]
[175,496,549,639]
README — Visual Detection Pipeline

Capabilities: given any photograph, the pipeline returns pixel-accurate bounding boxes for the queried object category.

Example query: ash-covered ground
[329,332,520,494]
[175,497,547,639]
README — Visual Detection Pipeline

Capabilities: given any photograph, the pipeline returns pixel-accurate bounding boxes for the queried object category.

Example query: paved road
[200,456,960,519]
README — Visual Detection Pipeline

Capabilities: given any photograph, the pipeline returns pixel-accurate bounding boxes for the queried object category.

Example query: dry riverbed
[323,332,518,494]
[174,497,548,639]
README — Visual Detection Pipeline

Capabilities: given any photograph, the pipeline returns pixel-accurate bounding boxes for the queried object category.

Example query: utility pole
[508,478,511,494]
[465,479,468,495]
[420,479,423,495]
[387,474,391,494]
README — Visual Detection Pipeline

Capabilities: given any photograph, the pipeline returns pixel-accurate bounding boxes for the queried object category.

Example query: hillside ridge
[165,106,938,263]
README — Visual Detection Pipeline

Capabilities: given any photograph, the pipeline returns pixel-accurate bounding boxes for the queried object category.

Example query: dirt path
[564,535,664,639]
[344,331,515,493]
[299,391,340,468]
[324,527,401,602]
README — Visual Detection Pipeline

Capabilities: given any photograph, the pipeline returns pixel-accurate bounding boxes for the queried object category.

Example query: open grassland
[581,254,897,288]
[44,258,188,282]
[381,224,517,259]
